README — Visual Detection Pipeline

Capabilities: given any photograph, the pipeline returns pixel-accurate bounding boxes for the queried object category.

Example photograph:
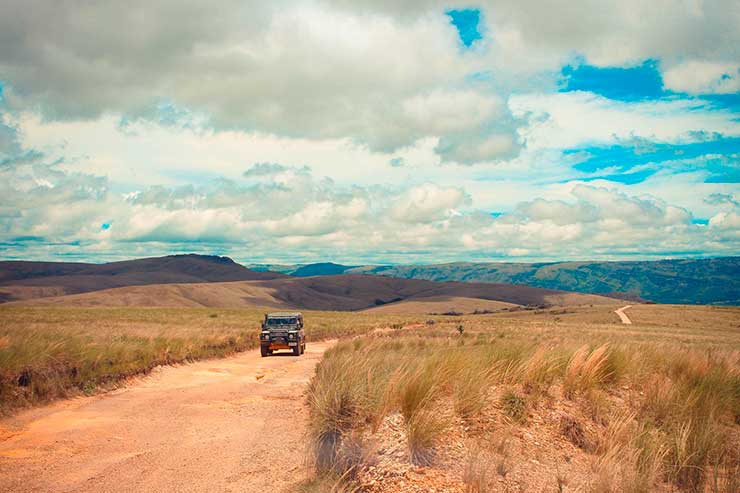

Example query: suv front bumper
[261,339,300,350]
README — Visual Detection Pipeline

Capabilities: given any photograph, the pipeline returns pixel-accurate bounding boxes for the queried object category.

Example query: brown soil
[0,341,335,492]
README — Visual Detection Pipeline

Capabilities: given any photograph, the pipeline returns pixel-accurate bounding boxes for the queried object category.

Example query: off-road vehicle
[260,312,306,357]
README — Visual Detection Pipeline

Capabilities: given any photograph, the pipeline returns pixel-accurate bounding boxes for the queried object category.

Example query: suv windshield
[266,317,297,326]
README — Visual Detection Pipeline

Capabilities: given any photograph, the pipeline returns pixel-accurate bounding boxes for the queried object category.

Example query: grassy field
[304,304,740,492]
[0,305,417,414]
[2,303,739,491]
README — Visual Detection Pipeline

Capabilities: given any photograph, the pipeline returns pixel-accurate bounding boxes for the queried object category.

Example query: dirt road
[615,305,633,324]
[0,341,335,493]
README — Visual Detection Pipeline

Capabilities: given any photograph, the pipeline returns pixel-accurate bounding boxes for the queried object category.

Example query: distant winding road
[0,341,335,492]
[615,305,633,324]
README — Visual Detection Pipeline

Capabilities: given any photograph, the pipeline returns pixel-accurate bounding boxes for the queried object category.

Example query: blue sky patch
[465,71,493,83]
[447,9,482,47]
[701,93,740,112]
[566,136,740,184]
[579,168,659,185]
[703,157,740,183]
[563,135,740,184]
[560,60,664,101]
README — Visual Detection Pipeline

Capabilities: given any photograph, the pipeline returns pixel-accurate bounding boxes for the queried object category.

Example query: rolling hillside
[7,274,621,311]
[360,296,518,314]
[0,254,284,303]
[256,257,740,305]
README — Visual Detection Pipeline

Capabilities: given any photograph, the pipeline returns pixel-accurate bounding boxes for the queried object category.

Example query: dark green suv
[260,312,306,357]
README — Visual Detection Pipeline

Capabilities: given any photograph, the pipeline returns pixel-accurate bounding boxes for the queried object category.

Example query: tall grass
[0,306,413,413]
[306,325,740,492]
[564,344,615,397]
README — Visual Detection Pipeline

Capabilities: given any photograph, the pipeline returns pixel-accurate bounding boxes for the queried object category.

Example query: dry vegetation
[0,306,415,414]
[305,305,740,492]
[2,302,738,492]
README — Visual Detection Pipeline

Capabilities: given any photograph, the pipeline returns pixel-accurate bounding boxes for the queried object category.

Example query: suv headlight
[261,332,270,340]
[289,332,297,339]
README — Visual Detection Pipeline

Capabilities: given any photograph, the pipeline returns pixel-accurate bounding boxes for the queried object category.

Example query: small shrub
[665,419,721,491]
[560,414,590,451]
[590,445,642,493]
[501,390,527,423]
[463,447,491,493]
[396,363,441,422]
[596,411,636,454]
[453,367,490,419]
[307,352,374,474]
[520,347,558,392]
[407,407,445,465]
[564,344,613,397]
[296,473,360,493]
[583,388,611,425]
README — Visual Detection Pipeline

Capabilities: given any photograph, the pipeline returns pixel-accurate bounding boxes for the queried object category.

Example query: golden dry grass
[3,302,739,492]
[0,305,415,413]
[305,304,740,492]
[361,296,517,314]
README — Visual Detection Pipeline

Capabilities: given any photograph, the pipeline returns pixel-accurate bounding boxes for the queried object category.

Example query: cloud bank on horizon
[1,1,738,263]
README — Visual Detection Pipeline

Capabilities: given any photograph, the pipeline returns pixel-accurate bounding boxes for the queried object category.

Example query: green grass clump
[500,390,527,423]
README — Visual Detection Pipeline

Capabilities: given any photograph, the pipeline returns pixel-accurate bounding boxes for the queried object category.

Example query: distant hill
[246,262,360,276]
[290,262,356,277]
[10,253,733,309]
[252,257,740,305]
[9,274,620,310]
[344,258,739,305]
[0,254,284,303]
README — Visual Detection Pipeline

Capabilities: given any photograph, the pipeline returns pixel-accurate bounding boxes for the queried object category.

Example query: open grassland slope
[0,254,284,303]
[7,281,287,308]
[362,296,518,314]
[303,304,740,493]
[9,274,622,311]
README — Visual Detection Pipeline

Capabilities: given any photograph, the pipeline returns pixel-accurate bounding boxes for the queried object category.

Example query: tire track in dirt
[0,340,336,493]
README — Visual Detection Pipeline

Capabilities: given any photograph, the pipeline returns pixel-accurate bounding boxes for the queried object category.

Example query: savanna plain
[1,303,739,492]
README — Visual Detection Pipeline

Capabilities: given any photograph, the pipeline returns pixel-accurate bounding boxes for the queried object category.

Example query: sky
[1,1,739,264]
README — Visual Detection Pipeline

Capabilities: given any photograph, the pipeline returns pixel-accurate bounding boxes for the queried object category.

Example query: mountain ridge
[7,275,621,311]
[0,254,285,303]
[249,257,740,305]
